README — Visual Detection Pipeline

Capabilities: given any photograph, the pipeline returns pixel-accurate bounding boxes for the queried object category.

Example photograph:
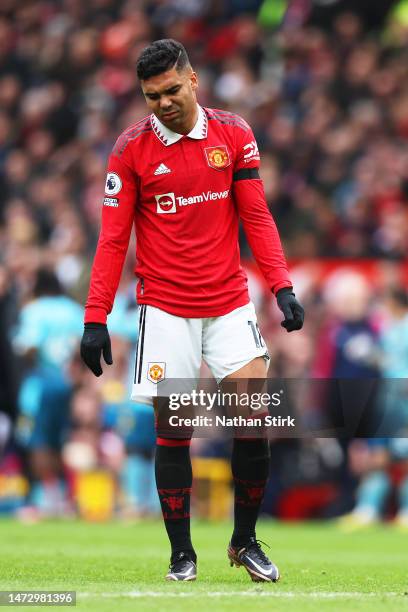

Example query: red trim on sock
[158,487,192,495]
[156,437,191,447]
[162,512,190,519]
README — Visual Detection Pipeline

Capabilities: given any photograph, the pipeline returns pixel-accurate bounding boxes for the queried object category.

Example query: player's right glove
[80,323,113,377]
[276,287,305,332]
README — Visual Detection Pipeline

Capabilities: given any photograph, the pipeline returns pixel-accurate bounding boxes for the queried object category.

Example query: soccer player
[81,39,304,582]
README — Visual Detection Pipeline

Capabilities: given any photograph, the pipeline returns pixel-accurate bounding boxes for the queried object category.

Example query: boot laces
[246,538,271,565]
[169,551,192,570]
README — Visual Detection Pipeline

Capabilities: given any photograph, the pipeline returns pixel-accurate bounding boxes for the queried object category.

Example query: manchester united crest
[205,145,231,170]
[147,362,166,383]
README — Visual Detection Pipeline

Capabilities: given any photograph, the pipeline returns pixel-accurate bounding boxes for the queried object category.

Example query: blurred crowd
[1,0,408,523]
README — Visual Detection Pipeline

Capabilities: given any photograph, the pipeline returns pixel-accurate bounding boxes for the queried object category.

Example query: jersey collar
[150,105,208,146]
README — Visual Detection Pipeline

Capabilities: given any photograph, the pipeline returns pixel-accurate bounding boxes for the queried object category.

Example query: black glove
[80,323,113,376]
[276,287,305,332]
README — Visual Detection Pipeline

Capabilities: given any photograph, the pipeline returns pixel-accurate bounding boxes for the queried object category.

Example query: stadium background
[0,0,408,524]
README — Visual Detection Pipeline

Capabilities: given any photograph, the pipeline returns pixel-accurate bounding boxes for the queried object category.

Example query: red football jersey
[85,105,292,323]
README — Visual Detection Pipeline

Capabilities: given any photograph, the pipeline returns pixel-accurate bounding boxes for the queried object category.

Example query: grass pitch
[0,518,407,611]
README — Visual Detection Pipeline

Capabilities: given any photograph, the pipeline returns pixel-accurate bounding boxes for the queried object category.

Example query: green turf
[0,518,407,611]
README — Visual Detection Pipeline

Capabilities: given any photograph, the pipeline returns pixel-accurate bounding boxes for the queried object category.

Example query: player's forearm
[245,225,292,294]
[234,179,292,293]
[84,233,131,324]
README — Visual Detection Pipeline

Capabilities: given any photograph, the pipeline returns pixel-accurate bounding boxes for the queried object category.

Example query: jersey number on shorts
[248,321,265,348]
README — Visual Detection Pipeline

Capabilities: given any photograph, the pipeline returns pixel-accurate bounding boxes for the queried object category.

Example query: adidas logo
[154,163,171,175]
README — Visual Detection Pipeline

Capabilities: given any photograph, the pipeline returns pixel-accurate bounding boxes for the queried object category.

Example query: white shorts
[131,301,269,401]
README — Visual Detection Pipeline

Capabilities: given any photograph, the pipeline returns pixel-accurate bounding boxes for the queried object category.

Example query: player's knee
[154,396,195,441]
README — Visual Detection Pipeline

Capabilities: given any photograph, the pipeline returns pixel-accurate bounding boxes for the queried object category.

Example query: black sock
[155,440,196,561]
[231,438,270,547]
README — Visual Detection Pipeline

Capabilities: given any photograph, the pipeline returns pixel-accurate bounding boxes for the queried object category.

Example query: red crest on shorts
[205,145,231,170]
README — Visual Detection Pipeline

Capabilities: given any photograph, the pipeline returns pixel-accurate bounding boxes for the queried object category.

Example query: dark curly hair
[136,39,191,81]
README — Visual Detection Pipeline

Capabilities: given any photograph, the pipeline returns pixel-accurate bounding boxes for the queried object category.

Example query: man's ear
[190,71,198,92]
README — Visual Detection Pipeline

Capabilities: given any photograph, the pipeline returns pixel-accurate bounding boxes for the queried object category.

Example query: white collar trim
[151,105,207,146]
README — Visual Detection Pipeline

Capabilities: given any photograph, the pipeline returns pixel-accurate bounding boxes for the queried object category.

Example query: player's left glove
[80,323,113,376]
[276,287,305,332]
